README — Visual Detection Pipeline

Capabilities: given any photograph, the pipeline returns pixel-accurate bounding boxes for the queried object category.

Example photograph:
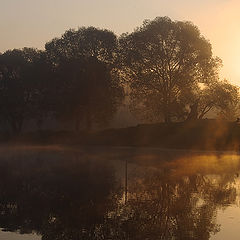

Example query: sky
[1,0,240,85]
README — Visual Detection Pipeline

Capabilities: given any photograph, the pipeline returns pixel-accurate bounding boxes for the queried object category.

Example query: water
[0,146,240,240]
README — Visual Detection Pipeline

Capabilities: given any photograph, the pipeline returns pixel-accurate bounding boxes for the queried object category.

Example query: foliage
[0,18,239,134]
[45,27,124,131]
[187,80,240,120]
[119,17,221,123]
[0,48,52,133]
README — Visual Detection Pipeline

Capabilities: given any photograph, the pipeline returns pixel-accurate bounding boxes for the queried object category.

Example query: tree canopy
[45,27,124,131]
[0,17,239,134]
[119,17,222,123]
[0,48,53,134]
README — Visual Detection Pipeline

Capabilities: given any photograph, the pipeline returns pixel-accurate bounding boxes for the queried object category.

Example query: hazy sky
[1,0,240,85]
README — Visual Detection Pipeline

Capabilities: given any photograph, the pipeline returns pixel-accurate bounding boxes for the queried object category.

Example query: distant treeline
[0,16,239,134]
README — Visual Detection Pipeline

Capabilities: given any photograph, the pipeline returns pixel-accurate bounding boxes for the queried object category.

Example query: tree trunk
[163,101,171,123]
[163,92,172,123]
[8,116,23,135]
[186,102,198,121]
[75,114,80,132]
[86,110,92,132]
[36,118,43,131]
[16,119,23,134]
[164,114,171,123]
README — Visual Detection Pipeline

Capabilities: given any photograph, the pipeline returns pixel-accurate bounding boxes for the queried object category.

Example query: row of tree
[0,17,239,134]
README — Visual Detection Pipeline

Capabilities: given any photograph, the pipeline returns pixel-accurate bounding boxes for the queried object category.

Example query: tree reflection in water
[0,152,119,240]
[111,170,237,240]
[0,151,237,240]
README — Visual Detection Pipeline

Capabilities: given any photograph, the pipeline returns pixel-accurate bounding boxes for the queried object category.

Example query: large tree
[119,17,220,123]
[0,48,53,134]
[45,27,124,131]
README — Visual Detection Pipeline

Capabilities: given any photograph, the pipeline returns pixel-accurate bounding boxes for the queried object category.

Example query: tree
[213,80,240,120]
[187,80,240,120]
[119,17,220,123]
[54,57,122,131]
[0,48,53,134]
[45,27,124,131]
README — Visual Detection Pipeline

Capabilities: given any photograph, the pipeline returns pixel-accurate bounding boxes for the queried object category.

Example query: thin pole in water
[125,158,128,204]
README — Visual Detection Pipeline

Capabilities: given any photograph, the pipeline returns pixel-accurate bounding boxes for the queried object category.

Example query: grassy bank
[1,119,240,151]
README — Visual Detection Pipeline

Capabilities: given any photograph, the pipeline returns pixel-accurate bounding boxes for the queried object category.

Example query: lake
[0,146,239,240]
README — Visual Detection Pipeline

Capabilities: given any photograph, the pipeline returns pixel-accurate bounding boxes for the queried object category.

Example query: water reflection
[120,171,236,239]
[0,148,238,239]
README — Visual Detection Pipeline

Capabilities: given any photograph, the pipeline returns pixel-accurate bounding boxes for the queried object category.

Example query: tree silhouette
[45,27,124,131]
[0,48,52,134]
[186,80,240,120]
[119,17,221,123]
[0,18,238,134]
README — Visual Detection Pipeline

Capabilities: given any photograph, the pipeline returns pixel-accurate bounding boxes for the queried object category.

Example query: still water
[0,146,240,240]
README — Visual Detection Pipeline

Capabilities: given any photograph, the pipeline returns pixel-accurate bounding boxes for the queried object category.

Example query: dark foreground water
[0,146,240,240]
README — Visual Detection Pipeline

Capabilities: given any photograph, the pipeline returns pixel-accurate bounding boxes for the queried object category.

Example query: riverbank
[1,120,240,151]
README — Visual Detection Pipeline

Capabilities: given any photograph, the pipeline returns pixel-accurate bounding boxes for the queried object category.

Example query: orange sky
[1,0,240,85]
